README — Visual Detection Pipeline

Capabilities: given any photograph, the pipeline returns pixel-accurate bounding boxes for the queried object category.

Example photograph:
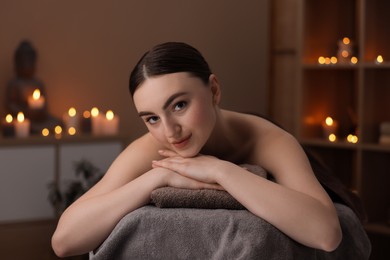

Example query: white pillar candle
[103,110,119,135]
[27,89,45,109]
[15,112,30,138]
[91,107,104,135]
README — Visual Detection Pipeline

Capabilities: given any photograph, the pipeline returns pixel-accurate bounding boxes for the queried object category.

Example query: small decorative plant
[48,159,103,216]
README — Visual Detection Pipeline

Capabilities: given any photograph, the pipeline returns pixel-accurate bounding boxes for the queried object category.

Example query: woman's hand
[152,149,225,186]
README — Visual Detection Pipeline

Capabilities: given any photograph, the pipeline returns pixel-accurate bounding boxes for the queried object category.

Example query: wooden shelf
[297,0,390,240]
[271,0,390,258]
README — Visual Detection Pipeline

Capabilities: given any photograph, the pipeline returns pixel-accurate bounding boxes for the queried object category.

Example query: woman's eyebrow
[138,92,188,117]
[162,92,187,110]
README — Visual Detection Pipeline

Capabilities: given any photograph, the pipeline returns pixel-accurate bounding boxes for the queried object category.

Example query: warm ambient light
[328,134,337,142]
[342,50,349,58]
[68,107,77,117]
[91,107,99,117]
[318,56,337,65]
[376,55,384,64]
[325,117,334,126]
[42,128,50,137]
[54,125,62,135]
[83,110,91,118]
[342,37,351,45]
[106,110,114,120]
[347,134,359,144]
[318,56,326,64]
[32,89,41,100]
[68,127,76,135]
[5,114,13,123]
[17,112,25,122]
[351,56,358,64]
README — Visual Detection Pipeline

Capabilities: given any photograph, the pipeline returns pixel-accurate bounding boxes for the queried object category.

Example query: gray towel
[150,164,267,210]
[90,204,371,260]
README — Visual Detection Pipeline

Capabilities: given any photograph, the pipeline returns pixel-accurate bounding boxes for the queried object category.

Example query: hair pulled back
[129,42,212,97]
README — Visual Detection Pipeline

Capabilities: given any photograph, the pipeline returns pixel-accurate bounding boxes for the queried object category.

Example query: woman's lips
[172,134,192,149]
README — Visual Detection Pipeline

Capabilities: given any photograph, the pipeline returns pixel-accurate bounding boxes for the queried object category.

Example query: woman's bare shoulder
[112,133,164,174]
[226,110,286,137]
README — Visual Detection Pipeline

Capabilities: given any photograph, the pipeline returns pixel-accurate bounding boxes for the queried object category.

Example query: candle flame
[328,134,337,142]
[91,107,99,117]
[106,110,114,120]
[342,37,350,45]
[5,114,13,123]
[347,134,358,144]
[17,112,25,123]
[342,50,349,58]
[318,56,326,64]
[68,107,77,117]
[376,55,384,63]
[33,89,41,100]
[325,117,333,126]
[68,127,76,135]
[83,110,91,118]
[55,125,62,135]
[42,128,50,137]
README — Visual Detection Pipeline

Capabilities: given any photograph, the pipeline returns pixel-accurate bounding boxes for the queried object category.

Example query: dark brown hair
[129,42,212,97]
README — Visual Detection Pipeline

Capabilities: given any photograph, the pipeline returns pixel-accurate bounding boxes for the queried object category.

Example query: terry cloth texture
[90,204,371,260]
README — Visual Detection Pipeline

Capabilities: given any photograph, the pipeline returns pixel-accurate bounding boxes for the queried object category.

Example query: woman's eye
[146,116,159,124]
[174,101,187,111]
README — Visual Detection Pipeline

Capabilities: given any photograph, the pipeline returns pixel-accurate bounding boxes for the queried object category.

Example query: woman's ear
[209,74,221,105]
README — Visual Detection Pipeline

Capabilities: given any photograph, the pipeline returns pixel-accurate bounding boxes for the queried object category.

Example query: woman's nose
[164,120,181,138]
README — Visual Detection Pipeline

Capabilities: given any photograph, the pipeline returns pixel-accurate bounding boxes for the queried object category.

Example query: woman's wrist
[214,160,235,185]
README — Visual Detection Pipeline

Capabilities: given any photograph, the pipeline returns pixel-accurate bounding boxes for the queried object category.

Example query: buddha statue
[5,40,62,134]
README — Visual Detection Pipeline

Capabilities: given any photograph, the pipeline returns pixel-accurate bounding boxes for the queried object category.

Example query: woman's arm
[153,131,342,252]
[51,135,162,257]
[52,135,219,257]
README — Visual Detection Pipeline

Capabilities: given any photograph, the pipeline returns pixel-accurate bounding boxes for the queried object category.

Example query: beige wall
[0,0,269,139]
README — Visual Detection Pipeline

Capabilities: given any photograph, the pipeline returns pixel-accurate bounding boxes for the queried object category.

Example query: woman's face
[133,72,218,158]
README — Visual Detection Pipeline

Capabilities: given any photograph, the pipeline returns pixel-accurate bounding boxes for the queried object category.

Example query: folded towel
[90,204,371,260]
[150,164,267,210]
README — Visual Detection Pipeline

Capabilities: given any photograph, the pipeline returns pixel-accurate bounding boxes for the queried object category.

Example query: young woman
[52,42,342,257]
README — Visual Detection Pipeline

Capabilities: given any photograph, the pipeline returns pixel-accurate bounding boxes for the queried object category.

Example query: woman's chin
[174,148,199,158]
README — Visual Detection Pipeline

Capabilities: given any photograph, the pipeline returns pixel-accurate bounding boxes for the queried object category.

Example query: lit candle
[27,89,45,109]
[337,37,353,64]
[91,107,104,135]
[350,56,358,64]
[328,133,337,142]
[1,114,15,137]
[347,134,358,144]
[103,110,119,135]
[318,56,326,65]
[42,128,50,137]
[15,112,30,138]
[54,125,62,139]
[322,116,338,139]
[63,107,79,134]
[376,55,384,64]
